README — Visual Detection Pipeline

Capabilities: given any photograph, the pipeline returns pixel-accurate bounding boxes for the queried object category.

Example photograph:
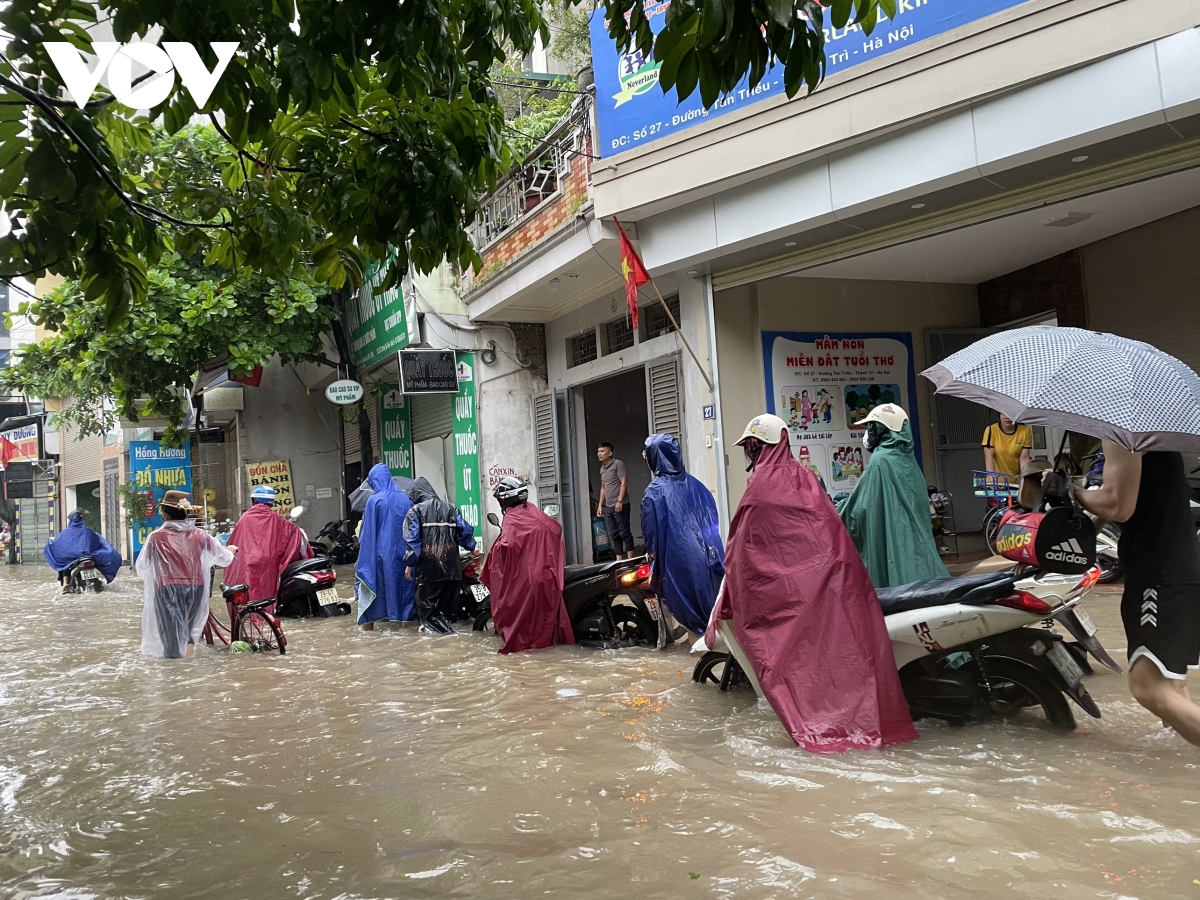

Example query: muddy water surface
[0,564,1198,898]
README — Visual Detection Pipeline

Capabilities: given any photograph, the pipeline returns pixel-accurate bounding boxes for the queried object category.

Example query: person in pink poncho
[707,414,917,753]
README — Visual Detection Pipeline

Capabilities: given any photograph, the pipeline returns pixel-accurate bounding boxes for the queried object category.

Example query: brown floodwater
[0,563,1198,899]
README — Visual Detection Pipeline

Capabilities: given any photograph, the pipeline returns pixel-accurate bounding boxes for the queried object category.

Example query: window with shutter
[646,358,681,437]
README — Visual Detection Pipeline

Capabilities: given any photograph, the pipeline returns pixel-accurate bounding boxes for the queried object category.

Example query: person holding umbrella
[925,327,1200,745]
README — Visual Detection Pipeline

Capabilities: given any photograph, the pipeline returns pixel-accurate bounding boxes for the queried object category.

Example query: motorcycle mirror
[487,512,501,527]
[290,506,305,520]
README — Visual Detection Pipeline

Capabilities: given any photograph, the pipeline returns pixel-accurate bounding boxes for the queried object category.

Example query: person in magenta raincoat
[223,485,311,604]
[707,414,917,753]
[480,477,574,654]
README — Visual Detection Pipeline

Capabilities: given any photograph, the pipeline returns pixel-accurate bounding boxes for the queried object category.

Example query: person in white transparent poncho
[135,491,237,658]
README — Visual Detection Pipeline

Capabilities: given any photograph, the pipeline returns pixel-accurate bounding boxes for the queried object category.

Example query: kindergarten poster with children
[762,332,920,491]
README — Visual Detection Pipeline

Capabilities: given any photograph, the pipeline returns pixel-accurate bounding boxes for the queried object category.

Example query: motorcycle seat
[280,556,334,578]
[876,572,1020,616]
[563,555,646,585]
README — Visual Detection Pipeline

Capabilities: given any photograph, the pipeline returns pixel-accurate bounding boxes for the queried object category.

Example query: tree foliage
[592,0,895,107]
[0,0,546,327]
[0,126,336,440]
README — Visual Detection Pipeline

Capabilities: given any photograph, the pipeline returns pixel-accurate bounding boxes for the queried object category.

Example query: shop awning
[193,354,264,394]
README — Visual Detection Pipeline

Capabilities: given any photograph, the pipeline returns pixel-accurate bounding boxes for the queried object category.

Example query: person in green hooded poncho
[837,403,949,588]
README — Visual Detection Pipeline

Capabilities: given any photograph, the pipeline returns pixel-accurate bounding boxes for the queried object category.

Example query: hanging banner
[762,332,920,492]
[452,352,481,530]
[380,386,415,478]
[129,441,193,555]
[591,0,1032,157]
[245,459,296,515]
[341,248,412,371]
[0,423,38,464]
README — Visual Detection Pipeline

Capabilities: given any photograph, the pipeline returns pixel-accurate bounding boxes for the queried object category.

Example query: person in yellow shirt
[981,415,1033,477]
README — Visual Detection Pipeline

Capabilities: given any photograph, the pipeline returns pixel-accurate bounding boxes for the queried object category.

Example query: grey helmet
[492,476,529,509]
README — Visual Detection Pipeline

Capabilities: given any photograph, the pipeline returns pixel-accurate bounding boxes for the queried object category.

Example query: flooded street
[0,565,1198,899]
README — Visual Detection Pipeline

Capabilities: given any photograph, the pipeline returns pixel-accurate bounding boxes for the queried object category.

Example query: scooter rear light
[635,563,650,582]
[1075,566,1101,594]
[314,570,336,584]
[80,559,95,569]
[996,590,1054,616]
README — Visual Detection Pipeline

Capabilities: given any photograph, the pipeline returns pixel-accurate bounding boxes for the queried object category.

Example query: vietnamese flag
[0,437,18,470]
[615,217,649,330]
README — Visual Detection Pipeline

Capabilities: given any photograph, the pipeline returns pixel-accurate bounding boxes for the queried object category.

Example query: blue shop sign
[591,0,1031,157]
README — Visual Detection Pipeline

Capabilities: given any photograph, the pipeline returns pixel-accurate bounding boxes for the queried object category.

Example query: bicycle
[973,470,1019,556]
[202,582,288,655]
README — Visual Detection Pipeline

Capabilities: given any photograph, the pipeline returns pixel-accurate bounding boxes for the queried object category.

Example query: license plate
[645,596,662,620]
[317,588,340,605]
[80,568,101,580]
[470,583,490,601]
[1047,641,1085,686]
[1073,606,1098,637]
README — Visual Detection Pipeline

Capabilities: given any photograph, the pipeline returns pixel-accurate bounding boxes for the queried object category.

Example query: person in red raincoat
[707,414,917,753]
[223,485,311,603]
[480,477,575,654]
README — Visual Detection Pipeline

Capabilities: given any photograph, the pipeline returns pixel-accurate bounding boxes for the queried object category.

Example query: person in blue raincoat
[355,464,417,630]
[44,509,122,591]
[640,434,724,638]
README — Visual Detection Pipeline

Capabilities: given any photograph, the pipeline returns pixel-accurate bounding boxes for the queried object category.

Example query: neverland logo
[45,41,239,110]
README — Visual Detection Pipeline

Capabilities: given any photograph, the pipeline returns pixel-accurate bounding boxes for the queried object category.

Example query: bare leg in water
[1128,657,1200,746]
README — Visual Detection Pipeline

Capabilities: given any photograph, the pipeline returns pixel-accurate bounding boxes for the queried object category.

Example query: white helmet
[860,403,909,432]
[735,414,788,446]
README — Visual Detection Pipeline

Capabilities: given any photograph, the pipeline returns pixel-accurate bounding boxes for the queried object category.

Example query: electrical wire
[408,275,532,369]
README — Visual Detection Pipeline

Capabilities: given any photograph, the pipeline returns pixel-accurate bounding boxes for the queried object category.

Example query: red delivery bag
[995,472,1095,574]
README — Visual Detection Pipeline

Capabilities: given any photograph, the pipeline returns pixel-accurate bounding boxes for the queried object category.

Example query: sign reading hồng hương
[129,441,193,555]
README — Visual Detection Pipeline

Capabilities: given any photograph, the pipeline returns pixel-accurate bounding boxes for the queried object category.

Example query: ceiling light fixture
[911,202,926,209]
[686,269,698,275]
[784,241,797,247]
[1071,155,1089,163]
[1044,211,1093,228]
[548,277,561,292]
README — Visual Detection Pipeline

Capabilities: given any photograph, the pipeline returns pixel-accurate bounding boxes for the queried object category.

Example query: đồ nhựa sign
[398,349,458,393]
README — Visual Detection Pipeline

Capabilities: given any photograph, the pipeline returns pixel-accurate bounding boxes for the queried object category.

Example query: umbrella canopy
[349,475,414,512]
[922,326,1200,453]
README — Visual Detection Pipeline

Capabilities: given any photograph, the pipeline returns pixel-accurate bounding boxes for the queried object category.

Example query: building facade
[465,0,1200,557]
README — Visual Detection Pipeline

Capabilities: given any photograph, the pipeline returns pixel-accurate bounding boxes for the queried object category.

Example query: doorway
[580,367,652,558]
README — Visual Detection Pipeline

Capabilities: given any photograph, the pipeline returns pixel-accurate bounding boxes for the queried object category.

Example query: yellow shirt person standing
[981,415,1033,477]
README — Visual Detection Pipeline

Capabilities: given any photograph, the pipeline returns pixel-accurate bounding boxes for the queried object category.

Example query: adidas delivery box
[995,505,1096,574]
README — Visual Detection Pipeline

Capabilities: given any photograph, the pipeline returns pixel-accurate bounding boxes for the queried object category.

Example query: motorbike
[273,555,351,617]
[456,549,491,623]
[694,564,1117,732]
[311,519,360,565]
[65,556,105,594]
[267,508,351,618]
[474,511,676,647]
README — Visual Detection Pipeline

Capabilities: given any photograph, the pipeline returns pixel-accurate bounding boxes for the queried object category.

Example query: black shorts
[1121,581,1200,680]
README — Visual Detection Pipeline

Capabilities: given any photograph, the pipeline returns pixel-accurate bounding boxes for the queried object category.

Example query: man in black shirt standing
[1076,441,1200,745]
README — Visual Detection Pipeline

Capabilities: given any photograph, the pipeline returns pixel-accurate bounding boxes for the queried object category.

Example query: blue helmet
[251,485,277,504]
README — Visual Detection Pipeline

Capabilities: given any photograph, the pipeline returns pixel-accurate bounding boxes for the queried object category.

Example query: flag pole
[646,278,713,393]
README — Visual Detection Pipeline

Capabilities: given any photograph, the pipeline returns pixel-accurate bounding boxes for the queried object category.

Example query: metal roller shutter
[647,357,681,437]
[410,393,454,443]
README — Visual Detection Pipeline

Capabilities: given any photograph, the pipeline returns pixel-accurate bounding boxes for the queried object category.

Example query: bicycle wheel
[236,610,286,655]
[982,505,1003,556]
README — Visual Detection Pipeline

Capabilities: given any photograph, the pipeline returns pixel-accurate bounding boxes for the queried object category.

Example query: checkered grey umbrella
[922,326,1200,452]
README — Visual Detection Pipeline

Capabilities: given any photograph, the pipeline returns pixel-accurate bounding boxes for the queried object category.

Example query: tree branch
[0,73,235,231]
[338,115,394,143]
[208,113,304,174]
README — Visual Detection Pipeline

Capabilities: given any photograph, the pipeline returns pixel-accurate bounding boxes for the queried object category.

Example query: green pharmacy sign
[380,386,414,479]
[452,352,481,530]
[342,249,411,371]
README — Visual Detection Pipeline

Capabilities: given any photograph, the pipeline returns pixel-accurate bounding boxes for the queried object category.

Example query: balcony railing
[471,98,591,251]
